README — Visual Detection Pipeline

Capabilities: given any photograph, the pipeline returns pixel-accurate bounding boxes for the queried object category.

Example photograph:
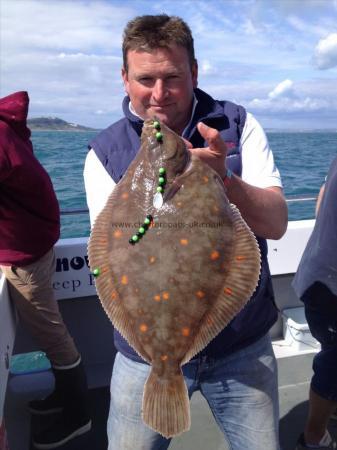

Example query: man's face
[122,45,198,134]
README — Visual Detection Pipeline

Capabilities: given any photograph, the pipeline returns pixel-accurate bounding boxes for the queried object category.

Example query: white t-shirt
[83,112,282,226]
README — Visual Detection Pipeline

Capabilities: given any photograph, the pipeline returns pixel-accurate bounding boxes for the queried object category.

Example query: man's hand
[183,122,288,240]
[186,122,228,179]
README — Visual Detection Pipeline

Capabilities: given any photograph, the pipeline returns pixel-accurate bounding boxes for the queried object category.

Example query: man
[84,14,287,450]
[293,157,337,450]
[0,91,91,449]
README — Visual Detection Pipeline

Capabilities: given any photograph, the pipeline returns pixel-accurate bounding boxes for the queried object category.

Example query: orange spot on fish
[224,287,233,295]
[213,205,219,213]
[149,256,156,264]
[121,192,129,200]
[202,176,209,183]
[162,291,170,300]
[161,355,168,361]
[121,275,128,285]
[111,291,117,300]
[100,239,107,244]
[207,317,213,326]
[113,230,123,238]
[210,250,220,261]
[236,255,246,261]
[196,290,205,299]
[182,327,190,337]
[177,202,183,207]
[180,239,189,246]
[139,324,148,332]
[154,294,161,302]
[101,266,108,274]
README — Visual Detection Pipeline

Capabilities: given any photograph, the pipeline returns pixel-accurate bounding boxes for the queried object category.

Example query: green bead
[153,121,161,130]
[144,217,151,225]
[93,268,100,277]
[158,177,165,185]
[159,167,166,175]
[138,227,145,234]
[155,132,163,141]
[132,235,139,242]
[157,186,163,193]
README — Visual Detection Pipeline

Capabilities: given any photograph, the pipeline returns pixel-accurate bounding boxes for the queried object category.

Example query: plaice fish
[88,118,261,438]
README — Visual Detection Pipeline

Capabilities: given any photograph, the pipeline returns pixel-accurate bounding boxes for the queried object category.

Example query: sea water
[32,130,337,239]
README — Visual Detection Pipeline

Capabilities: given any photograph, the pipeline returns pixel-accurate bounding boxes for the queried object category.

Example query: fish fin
[88,193,151,364]
[182,203,261,364]
[142,368,190,438]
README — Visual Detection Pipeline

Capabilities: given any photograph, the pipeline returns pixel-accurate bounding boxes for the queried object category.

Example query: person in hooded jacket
[0,91,91,449]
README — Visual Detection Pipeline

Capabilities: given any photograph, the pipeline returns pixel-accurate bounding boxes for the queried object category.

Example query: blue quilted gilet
[89,88,277,361]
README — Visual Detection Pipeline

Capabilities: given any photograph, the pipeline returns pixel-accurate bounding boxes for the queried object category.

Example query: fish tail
[142,368,190,438]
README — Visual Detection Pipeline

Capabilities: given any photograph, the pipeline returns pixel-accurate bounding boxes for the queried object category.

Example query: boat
[1,196,336,450]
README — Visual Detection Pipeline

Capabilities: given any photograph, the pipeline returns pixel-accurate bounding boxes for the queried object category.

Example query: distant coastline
[28,117,99,132]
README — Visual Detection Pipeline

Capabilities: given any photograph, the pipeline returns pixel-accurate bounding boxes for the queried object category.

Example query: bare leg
[304,388,337,444]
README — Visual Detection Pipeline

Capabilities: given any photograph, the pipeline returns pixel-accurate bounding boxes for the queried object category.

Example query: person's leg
[1,250,91,448]
[1,249,79,366]
[0,418,9,450]
[304,388,337,444]
[107,352,198,450]
[200,334,280,450]
[300,282,337,447]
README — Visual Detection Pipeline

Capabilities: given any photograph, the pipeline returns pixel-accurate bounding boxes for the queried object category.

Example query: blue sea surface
[269,132,337,222]
[32,131,95,239]
[31,130,337,239]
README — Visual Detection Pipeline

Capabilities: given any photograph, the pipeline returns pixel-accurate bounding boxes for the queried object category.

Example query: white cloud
[1,0,131,53]
[242,18,259,36]
[268,79,295,99]
[287,15,328,37]
[313,33,337,69]
[0,0,132,127]
[199,60,217,76]
[249,96,329,113]
[1,0,337,129]
[244,78,336,119]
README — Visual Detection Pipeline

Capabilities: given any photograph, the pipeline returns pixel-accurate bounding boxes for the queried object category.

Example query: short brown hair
[122,14,196,72]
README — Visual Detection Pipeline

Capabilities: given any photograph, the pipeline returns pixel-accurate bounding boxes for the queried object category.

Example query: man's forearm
[226,174,288,240]
[315,184,325,217]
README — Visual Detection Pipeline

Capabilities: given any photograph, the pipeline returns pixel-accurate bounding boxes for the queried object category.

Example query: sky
[1,0,337,130]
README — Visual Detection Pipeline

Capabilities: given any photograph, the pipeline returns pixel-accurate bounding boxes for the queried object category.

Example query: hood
[0,91,31,140]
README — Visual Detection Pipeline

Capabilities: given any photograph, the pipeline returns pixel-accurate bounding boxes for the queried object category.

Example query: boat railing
[285,194,317,203]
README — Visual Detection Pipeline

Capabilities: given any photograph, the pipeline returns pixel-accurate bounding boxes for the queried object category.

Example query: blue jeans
[107,334,279,450]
